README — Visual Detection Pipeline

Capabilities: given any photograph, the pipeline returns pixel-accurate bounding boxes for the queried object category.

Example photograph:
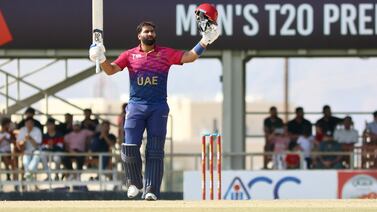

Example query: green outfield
[1,200,377,212]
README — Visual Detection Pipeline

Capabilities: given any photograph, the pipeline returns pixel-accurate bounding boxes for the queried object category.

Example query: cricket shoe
[144,193,157,201]
[127,185,141,199]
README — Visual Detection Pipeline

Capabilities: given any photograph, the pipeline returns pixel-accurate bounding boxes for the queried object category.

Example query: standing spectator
[57,113,74,135]
[287,107,312,142]
[263,106,284,169]
[17,107,43,132]
[16,117,42,180]
[0,117,16,181]
[269,128,290,170]
[297,127,314,169]
[334,116,358,168]
[361,111,377,168]
[89,120,116,178]
[316,133,343,169]
[364,111,377,143]
[315,105,343,139]
[118,103,128,145]
[41,118,65,180]
[81,109,99,132]
[63,121,94,180]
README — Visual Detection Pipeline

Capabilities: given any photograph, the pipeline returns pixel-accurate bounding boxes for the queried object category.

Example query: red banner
[338,170,377,199]
[0,10,12,46]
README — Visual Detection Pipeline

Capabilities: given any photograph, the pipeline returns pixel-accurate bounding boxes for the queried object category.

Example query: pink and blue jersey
[113,45,184,104]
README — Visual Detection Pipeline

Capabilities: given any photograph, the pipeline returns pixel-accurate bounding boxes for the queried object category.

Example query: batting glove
[89,43,106,63]
[200,24,220,46]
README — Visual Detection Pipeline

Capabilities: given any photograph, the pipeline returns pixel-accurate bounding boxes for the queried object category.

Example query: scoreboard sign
[1,0,377,50]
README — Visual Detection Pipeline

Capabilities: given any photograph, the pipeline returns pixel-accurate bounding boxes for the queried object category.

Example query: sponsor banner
[1,1,377,50]
[338,170,377,199]
[184,170,337,200]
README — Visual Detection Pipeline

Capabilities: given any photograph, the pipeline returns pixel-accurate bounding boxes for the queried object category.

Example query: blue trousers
[123,102,169,198]
[124,102,169,146]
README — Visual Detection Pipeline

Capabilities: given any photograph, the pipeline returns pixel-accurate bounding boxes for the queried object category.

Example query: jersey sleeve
[166,48,185,65]
[16,128,26,143]
[113,51,130,70]
[34,128,42,144]
[85,129,94,138]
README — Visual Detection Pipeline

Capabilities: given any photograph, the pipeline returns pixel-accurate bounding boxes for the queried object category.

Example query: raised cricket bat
[92,0,103,73]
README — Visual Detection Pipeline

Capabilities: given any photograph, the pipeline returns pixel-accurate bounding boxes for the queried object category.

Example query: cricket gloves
[89,43,106,63]
[200,24,220,46]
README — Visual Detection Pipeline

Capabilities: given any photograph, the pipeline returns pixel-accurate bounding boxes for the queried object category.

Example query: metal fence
[1,149,376,193]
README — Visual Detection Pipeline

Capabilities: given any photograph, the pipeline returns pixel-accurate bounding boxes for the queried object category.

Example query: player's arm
[180,25,219,64]
[100,60,121,75]
[181,42,207,63]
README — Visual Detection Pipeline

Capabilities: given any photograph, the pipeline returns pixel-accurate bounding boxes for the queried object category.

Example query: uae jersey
[113,45,184,104]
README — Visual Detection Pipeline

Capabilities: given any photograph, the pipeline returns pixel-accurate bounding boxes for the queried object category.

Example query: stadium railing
[0,150,374,193]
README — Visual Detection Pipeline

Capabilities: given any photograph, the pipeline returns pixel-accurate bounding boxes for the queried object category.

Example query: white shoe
[127,185,140,199]
[145,193,157,201]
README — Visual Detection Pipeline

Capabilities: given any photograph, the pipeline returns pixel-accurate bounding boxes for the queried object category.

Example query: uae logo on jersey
[223,177,251,200]
[0,10,12,46]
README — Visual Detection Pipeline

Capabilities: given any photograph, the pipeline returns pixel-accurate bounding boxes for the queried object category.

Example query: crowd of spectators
[1,104,376,188]
[263,105,377,170]
[0,106,122,188]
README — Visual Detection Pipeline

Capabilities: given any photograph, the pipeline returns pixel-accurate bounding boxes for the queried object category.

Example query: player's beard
[142,37,156,46]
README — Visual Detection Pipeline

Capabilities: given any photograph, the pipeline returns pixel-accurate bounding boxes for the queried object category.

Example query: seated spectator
[269,128,290,170]
[285,141,301,169]
[0,117,16,181]
[88,120,116,178]
[364,111,377,143]
[16,117,42,180]
[287,107,312,142]
[263,106,284,169]
[334,116,358,168]
[57,113,73,135]
[81,108,99,132]
[297,127,314,169]
[17,107,43,132]
[41,118,65,180]
[315,105,343,141]
[63,120,94,180]
[316,133,343,169]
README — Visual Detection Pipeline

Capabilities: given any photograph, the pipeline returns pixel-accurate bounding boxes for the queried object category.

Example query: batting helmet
[195,3,218,32]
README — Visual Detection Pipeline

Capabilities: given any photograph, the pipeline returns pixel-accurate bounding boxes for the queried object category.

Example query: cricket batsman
[89,3,219,200]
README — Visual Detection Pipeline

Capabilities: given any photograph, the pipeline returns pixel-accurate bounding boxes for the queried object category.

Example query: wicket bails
[201,133,222,200]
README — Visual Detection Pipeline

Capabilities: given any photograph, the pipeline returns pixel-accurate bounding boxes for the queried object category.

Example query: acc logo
[223,177,250,200]
[224,176,301,200]
[0,10,13,46]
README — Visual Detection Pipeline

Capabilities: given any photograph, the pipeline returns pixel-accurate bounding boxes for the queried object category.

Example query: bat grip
[95,58,100,73]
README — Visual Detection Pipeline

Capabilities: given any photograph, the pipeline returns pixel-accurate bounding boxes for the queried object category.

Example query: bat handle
[95,58,100,73]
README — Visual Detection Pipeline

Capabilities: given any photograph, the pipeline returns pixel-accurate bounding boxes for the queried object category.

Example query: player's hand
[89,43,106,63]
[200,24,220,46]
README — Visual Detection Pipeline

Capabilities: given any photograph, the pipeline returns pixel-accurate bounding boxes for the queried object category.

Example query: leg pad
[121,144,143,189]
